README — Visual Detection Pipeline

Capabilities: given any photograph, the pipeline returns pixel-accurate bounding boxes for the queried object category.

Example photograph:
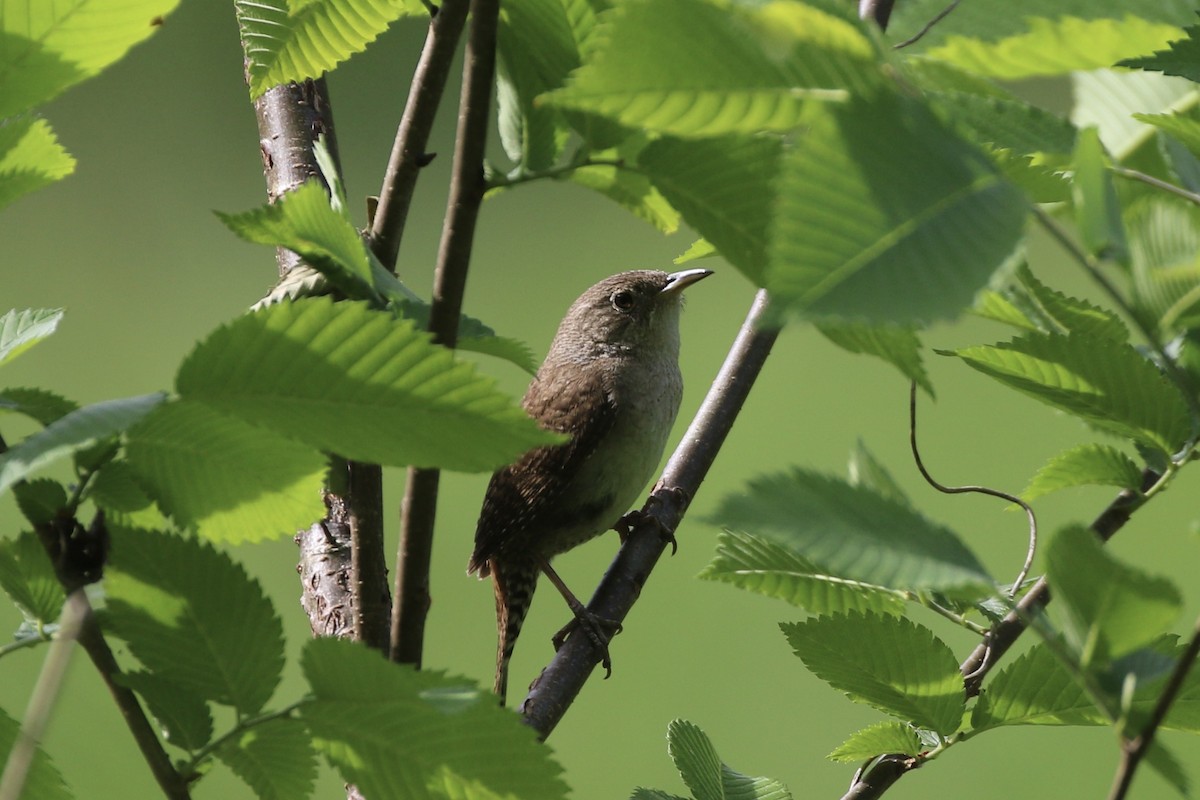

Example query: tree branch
[839,469,1158,800]
[521,289,780,738]
[390,0,500,666]
[369,0,471,269]
[1107,611,1200,800]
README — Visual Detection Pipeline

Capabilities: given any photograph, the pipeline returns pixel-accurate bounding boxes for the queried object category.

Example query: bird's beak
[661,268,713,295]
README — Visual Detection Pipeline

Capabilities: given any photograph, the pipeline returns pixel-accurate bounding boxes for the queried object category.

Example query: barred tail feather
[490,559,538,705]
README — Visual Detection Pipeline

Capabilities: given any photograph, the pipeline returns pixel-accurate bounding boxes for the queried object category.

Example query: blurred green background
[2,3,1199,798]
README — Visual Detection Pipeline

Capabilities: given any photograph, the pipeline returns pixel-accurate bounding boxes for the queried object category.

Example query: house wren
[468,268,712,704]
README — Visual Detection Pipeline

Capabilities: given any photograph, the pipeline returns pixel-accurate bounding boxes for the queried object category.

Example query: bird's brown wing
[469,367,618,572]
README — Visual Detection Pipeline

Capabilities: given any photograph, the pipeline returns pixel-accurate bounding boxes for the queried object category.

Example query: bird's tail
[489,559,539,705]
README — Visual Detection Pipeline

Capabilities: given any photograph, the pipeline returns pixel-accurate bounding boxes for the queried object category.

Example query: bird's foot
[615,485,689,554]
[552,605,623,679]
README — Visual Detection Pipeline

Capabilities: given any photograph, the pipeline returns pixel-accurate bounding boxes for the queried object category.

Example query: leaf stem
[390,0,501,666]
[0,629,50,660]
[521,289,780,738]
[486,157,629,190]
[1112,166,1200,208]
[183,701,305,775]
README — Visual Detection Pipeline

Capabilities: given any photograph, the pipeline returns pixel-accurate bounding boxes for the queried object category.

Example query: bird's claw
[553,610,623,678]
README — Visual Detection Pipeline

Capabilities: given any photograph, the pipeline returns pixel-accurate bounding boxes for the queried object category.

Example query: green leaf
[0,387,78,426]
[674,238,716,265]
[300,637,568,800]
[1072,70,1193,160]
[923,88,1077,161]
[945,332,1192,456]
[0,118,75,210]
[1022,444,1143,502]
[0,530,64,624]
[640,133,781,282]
[124,400,325,544]
[1046,525,1182,666]
[392,298,538,375]
[891,1,1193,80]
[666,719,791,800]
[817,322,933,397]
[846,439,910,506]
[698,530,906,616]
[234,0,423,99]
[827,721,922,763]
[708,468,992,596]
[1146,742,1191,798]
[0,393,166,496]
[782,612,964,735]
[1137,107,1200,161]
[217,181,378,303]
[11,478,67,526]
[104,528,285,716]
[1125,199,1200,334]
[543,0,880,137]
[118,671,213,752]
[0,308,63,367]
[88,460,169,529]
[176,297,562,472]
[1119,18,1200,82]
[0,0,180,118]
[767,94,1027,325]
[972,636,1200,732]
[1071,128,1128,265]
[215,716,318,800]
[1014,264,1128,342]
[565,160,680,234]
[0,707,72,800]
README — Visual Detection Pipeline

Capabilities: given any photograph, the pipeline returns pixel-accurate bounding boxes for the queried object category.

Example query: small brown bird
[468,268,711,704]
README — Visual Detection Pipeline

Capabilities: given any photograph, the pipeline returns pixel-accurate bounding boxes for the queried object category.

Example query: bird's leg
[615,484,690,554]
[538,558,622,678]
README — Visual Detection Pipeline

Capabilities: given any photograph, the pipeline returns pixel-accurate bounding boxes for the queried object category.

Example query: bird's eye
[611,290,635,312]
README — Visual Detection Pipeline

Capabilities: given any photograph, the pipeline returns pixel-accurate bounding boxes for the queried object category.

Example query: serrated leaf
[0,0,180,118]
[1046,525,1182,666]
[973,290,1042,332]
[218,180,378,303]
[1072,69,1193,160]
[767,93,1027,325]
[0,393,166,496]
[708,468,992,596]
[0,707,71,800]
[393,298,538,375]
[0,387,78,426]
[640,134,780,282]
[0,308,63,367]
[1014,264,1128,342]
[782,612,964,735]
[118,671,214,752]
[0,531,64,624]
[1125,199,1200,334]
[88,460,168,529]
[666,719,791,800]
[235,0,423,98]
[124,400,325,543]
[215,716,317,800]
[846,439,910,506]
[1071,127,1128,266]
[972,636,1200,732]
[11,478,66,527]
[543,0,880,137]
[675,238,716,265]
[104,528,285,715]
[892,2,1192,80]
[299,637,568,800]
[827,721,922,763]
[946,332,1192,456]
[1119,18,1200,82]
[1022,444,1143,502]
[566,161,680,234]
[923,88,1077,160]
[816,322,933,397]
[699,530,906,616]
[630,791,688,800]
[0,118,75,210]
[176,297,561,472]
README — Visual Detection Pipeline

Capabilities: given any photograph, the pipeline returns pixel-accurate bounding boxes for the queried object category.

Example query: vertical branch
[390,0,501,665]
[521,290,780,738]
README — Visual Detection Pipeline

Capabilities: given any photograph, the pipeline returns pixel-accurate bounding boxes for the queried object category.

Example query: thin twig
[369,0,471,270]
[1107,612,1200,800]
[1112,166,1200,208]
[0,590,85,800]
[390,0,501,666]
[521,289,780,739]
[909,381,1038,596]
[893,0,961,49]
